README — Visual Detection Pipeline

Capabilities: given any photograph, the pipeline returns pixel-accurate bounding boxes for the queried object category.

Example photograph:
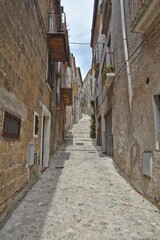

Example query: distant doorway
[105,110,113,156]
[40,105,51,169]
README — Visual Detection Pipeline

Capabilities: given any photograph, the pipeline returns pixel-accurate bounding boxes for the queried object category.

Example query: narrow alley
[0,115,160,240]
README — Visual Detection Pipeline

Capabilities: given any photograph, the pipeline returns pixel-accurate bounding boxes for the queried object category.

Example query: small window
[3,111,21,139]
[34,112,39,138]
[153,95,160,149]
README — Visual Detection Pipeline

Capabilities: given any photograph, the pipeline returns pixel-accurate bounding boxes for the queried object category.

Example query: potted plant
[102,64,114,77]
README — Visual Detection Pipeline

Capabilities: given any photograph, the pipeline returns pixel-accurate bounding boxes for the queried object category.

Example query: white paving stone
[0,114,160,240]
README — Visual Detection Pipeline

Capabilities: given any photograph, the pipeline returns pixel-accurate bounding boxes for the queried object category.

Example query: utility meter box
[143,151,152,177]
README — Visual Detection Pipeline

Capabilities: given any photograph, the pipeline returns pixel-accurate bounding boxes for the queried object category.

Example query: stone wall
[0,0,54,227]
[111,0,160,207]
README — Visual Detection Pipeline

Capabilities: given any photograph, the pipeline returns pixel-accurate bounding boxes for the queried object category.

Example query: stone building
[61,56,73,134]
[81,69,94,115]
[91,0,160,207]
[71,55,83,123]
[75,67,83,121]
[0,0,71,227]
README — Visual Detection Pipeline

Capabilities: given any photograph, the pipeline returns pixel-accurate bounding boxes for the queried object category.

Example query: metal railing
[48,12,67,33]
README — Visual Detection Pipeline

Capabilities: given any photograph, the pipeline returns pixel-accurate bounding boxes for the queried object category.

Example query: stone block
[15,176,27,192]
[5,168,13,185]
[16,153,25,164]
[15,164,22,177]
[7,156,15,168]
[11,166,17,180]
[0,170,5,186]
[0,187,5,205]
[5,181,16,200]
[0,202,7,215]
[0,155,8,169]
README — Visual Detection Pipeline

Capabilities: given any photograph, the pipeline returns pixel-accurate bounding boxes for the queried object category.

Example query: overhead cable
[69,42,90,45]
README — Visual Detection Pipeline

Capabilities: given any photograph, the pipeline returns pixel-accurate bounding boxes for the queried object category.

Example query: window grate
[3,111,21,139]
[34,112,39,137]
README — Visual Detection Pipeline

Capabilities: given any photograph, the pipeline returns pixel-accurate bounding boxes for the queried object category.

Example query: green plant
[102,64,114,76]
[56,71,62,79]
[91,113,95,121]
[90,100,95,109]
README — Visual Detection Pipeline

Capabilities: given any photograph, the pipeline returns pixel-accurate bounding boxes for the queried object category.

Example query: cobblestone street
[0,115,160,240]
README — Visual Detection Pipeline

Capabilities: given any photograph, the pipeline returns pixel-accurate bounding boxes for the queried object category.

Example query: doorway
[105,110,113,156]
[97,116,102,146]
[41,105,51,169]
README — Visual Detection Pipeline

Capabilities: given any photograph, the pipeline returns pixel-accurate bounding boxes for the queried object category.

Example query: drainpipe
[120,0,132,111]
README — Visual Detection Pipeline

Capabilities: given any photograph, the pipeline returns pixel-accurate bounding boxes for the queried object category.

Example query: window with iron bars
[3,111,21,139]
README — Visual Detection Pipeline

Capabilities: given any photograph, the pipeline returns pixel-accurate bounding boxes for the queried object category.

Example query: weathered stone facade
[112,0,160,208]
[0,0,71,227]
[91,0,160,208]
[81,70,94,116]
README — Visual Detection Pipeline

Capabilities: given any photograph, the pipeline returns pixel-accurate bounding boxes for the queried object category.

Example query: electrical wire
[69,42,90,45]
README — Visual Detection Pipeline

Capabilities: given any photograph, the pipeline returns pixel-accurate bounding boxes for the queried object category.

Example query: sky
[61,0,94,80]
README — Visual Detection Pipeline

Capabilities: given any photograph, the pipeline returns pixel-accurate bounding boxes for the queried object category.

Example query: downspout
[120,0,132,111]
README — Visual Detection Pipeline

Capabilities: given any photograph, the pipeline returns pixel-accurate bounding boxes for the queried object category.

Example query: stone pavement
[0,114,160,240]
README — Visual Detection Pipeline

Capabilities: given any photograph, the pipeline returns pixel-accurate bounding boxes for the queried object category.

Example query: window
[153,95,160,149]
[3,111,21,139]
[34,112,39,138]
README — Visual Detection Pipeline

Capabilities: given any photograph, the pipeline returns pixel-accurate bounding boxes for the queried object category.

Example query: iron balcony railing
[48,12,67,33]
[47,12,70,63]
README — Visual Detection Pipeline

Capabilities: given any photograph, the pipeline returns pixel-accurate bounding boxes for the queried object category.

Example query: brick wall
[0,0,56,227]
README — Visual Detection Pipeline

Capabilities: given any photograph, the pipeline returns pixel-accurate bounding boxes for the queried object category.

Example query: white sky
[61,0,94,80]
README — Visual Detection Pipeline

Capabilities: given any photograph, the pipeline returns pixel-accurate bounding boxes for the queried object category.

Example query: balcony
[47,13,69,62]
[129,0,160,33]
[61,88,72,106]
[101,52,115,91]
[102,0,112,35]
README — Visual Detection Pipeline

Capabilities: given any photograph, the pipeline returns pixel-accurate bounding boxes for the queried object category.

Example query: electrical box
[28,143,35,166]
[143,151,152,177]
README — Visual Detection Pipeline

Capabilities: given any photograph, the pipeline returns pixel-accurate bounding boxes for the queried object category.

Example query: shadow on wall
[0,131,73,236]
[0,116,110,238]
